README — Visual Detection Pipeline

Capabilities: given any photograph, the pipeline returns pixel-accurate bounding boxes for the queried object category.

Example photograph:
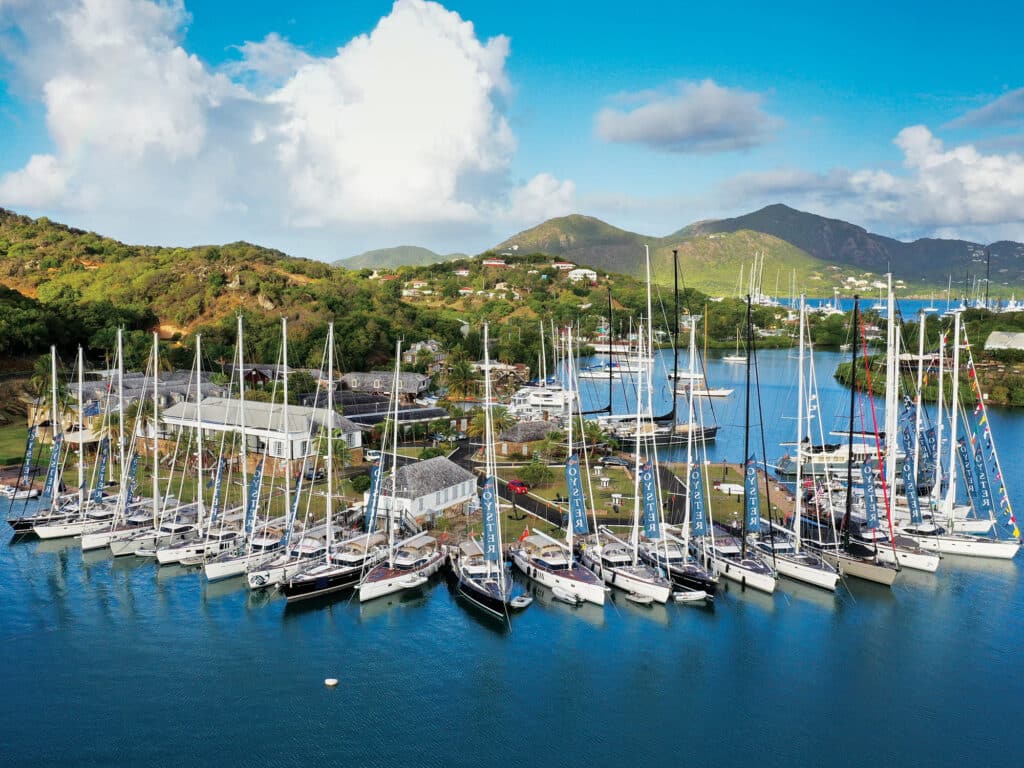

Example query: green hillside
[336,245,467,270]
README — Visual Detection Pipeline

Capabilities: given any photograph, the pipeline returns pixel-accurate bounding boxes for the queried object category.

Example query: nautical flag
[364,462,382,533]
[902,453,922,525]
[689,465,707,537]
[518,526,529,543]
[245,459,264,534]
[861,458,879,530]
[974,442,999,529]
[123,452,140,507]
[209,458,226,522]
[744,456,761,533]
[640,460,660,539]
[41,433,62,500]
[481,476,500,561]
[565,453,589,535]
[92,437,109,503]
[20,426,36,488]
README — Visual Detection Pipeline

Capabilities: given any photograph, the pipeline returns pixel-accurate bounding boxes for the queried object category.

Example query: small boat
[625,591,653,605]
[722,328,747,363]
[510,594,534,610]
[673,587,709,604]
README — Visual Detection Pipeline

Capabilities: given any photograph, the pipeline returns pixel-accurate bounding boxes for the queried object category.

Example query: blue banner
[689,465,707,537]
[923,427,937,462]
[123,452,140,508]
[973,443,994,521]
[565,453,589,535]
[364,462,382,533]
[284,473,302,546]
[901,453,923,525]
[41,433,62,500]
[861,458,878,529]
[957,438,978,515]
[640,460,660,539]
[92,437,109,503]
[900,425,913,455]
[245,459,263,534]
[209,458,225,522]
[21,426,37,487]
[744,456,761,533]
[481,476,500,561]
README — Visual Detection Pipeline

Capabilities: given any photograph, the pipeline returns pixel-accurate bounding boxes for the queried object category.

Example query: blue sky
[1,0,1023,260]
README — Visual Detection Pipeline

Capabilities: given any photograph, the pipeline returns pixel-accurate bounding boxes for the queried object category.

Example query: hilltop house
[401,340,447,373]
[342,371,431,400]
[568,268,598,284]
[368,456,477,523]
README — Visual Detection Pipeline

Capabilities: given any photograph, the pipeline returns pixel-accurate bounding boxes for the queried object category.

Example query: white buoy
[324,678,339,687]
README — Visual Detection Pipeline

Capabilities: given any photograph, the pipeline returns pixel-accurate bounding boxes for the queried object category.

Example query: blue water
[4,350,1023,768]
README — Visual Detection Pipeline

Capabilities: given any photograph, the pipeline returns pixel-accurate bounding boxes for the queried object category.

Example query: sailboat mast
[539,322,546,386]
[671,249,680,422]
[945,311,961,513]
[238,316,248,532]
[78,347,84,512]
[683,320,697,555]
[116,328,125,480]
[630,322,644,564]
[388,341,402,567]
[742,296,752,558]
[194,335,204,520]
[842,297,860,549]
[150,333,159,520]
[932,331,945,502]
[913,312,925,486]
[884,275,898,547]
[794,296,806,552]
[564,328,574,555]
[326,323,334,551]
[482,323,501,582]
[282,317,291,538]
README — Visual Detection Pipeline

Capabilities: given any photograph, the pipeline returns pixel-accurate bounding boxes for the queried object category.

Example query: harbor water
[4,349,1022,767]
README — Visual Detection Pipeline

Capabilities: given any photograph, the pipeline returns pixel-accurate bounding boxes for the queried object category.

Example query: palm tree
[445,359,479,400]
[467,406,515,440]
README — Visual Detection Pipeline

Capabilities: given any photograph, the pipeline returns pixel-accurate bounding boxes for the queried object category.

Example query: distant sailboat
[722,327,747,364]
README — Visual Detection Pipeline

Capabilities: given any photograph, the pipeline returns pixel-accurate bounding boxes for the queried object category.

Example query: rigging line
[751,328,777,568]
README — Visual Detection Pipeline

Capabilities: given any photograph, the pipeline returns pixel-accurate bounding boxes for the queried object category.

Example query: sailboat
[281,323,389,602]
[639,319,717,601]
[815,296,899,586]
[510,332,607,606]
[751,296,839,591]
[897,311,1021,560]
[448,323,533,619]
[722,327,747,364]
[923,292,938,314]
[579,249,672,603]
[357,341,446,603]
[696,298,776,594]
[34,330,128,539]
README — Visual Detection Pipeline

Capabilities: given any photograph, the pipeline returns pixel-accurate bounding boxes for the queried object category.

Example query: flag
[518,526,529,543]
[744,456,760,533]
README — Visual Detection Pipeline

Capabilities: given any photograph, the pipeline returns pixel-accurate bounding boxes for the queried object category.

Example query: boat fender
[741,575,747,589]
[324,678,339,687]
[611,571,616,584]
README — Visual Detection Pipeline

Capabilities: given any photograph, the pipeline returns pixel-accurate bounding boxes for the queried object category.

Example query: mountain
[681,203,1024,288]
[335,245,466,270]
[497,204,1024,294]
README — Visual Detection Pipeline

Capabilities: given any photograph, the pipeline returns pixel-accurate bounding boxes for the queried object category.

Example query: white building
[161,397,363,469]
[568,268,598,283]
[368,456,477,523]
[985,331,1024,351]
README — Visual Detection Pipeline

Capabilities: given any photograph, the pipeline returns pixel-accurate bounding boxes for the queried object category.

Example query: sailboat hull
[579,551,671,603]
[204,550,278,582]
[820,550,898,585]
[708,554,776,594]
[33,517,108,540]
[898,532,1019,560]
[81,525,145,551]
[875,545,940,573]
[772,555,839,591]
[157,533,240,565]
[111,528,194,557]
[510,550,606,606]
[357,552,445,602]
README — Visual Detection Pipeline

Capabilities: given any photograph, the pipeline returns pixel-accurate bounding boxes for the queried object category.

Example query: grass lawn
[664,461,793,526]
[0,420,54,470]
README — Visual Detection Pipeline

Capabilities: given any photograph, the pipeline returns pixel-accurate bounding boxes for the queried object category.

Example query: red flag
[518,526,529,543]
[440,530,448,542]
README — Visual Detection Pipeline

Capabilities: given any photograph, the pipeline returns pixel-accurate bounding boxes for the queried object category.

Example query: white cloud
[595,79,782,153]
[503,173,576,224]
[0,0,572,252]
[722,125,1024,241]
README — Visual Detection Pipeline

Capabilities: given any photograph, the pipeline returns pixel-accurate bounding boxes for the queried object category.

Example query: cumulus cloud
[722,125,1024,240]
[0,0,572,251]
[503,173,576,224]
[595,79,782,153]
[947,87,1024,129]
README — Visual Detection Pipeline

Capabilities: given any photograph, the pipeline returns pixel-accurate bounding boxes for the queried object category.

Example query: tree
[351,474,372,494]
[467,406,514,439]
[518,458,554,488]
[445,359,479,399]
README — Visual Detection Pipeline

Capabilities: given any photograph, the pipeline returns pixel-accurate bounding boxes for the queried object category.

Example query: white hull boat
[357,550,444,602]
[898,525,1020,560]
[510,540,607,606]
[580,547,671,604]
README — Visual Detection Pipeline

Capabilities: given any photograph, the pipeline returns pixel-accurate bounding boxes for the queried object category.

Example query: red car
[507,479,529,494]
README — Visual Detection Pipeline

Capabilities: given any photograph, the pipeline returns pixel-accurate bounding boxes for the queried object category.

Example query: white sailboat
[722,327,747,364]
[357,341,446,602]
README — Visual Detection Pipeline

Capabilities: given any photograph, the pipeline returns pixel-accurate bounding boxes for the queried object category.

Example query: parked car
[507,479,529,494]
[454,431,468,440]
[599,456,632,469]
[364,449,382,463]
[304,466,325,482]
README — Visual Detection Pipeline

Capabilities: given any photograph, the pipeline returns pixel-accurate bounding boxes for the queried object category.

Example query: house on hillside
[481,258,507,268]
[369,456,477,523]
[402,340,447,373]
[552,261,575,271]
[568,268,598,284]
[342,371,430,400]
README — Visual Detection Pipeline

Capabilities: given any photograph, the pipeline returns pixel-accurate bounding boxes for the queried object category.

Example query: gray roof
[342,372,430,395]
[984,331,1024,351]
[162,396,360,436]
[382,456,475,498]
[498,421,556,443]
